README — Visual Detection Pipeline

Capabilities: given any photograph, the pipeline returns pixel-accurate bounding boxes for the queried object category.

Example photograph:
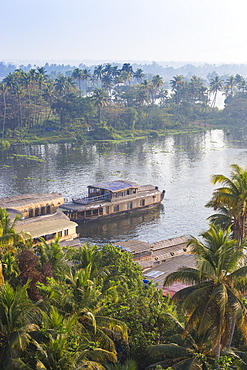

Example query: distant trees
[1,61,247,141]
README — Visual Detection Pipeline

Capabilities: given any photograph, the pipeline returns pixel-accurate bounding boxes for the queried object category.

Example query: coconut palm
[150,75,163,104]
[94,65,104,85]
[134,69,145,84]
[34,237,69,277]
[91,88,109,122]
[0,208,29,255]
[206,164,247,242]
[209,75,223,108]
[170,75,184,106]
[163,224,247,362]
[82,68,92,96]
[0,282,41,369]
[0,83,8,140]
[72,67,84,96]
[223,75,236,98]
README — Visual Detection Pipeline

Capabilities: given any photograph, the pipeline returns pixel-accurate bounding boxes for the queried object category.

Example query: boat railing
[72,193,110,204]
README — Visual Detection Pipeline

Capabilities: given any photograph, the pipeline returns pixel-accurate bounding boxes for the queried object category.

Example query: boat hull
[68,202,162,222]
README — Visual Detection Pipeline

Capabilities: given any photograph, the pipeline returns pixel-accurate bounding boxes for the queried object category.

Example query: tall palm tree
[72,68,84,96]
[223,75,236,98]
[170,75,184,106]
[0,83,8,140]
[82,68,92,96]
[163,224,247,362]
[94,65,104,85]
[206,164,247,242]
[235,74,246,92]
[91,88,109,123]
[209,75,223,108]
[150,75,163,104]
[133,69,145,84]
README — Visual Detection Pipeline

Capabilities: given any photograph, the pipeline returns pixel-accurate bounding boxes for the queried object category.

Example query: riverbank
[0,124,217,147]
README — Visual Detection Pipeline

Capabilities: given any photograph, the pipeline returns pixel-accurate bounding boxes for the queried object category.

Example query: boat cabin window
[29,208,33,217]
[93,209,99,216]
[41,206,46,215]
[140,199,145,206]
[86,210,91,217]
[127,202,133,210]
[114,205,119,212]
[46,205,51,214]
[35,208,39,216]
[64,229,68,236]
[58,231,62,237]
[105,206,109,214]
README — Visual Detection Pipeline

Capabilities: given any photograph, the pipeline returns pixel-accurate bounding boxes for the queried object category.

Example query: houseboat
[59,180,165,221]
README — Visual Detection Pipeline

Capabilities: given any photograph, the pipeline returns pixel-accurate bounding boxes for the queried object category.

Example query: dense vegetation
[1,62,247,146]
[2,164,247,368]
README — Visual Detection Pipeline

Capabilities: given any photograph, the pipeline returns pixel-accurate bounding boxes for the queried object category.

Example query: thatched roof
[0,193,64,211]
[15,211,77,238]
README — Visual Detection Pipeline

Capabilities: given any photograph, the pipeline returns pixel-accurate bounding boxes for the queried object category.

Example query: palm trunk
[215,338,221,369]
[226,319,236,349]
[2,91,6,140]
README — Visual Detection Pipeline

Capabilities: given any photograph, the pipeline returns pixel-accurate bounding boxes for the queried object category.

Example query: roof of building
[15,211,78,238]
[153,235,189,250]
[115,235,189,255]
[0,193,64,210]
[88,180,139,192]
[142,254,196,291]
[115,240,152,253]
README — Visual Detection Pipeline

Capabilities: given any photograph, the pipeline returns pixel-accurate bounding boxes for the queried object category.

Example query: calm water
[1,128,247,245]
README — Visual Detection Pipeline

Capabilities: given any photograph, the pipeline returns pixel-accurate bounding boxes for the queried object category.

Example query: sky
[1,0,247,66]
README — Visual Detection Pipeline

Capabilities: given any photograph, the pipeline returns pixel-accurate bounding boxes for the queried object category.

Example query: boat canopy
[88,181,139,193]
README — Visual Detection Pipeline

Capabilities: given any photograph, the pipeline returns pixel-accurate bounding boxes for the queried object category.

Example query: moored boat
[59,180,165,221]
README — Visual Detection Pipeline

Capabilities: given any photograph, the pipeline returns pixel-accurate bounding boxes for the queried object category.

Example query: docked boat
[59,180,165,221]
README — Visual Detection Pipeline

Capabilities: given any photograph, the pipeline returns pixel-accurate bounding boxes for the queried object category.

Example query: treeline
[1,63,247,142]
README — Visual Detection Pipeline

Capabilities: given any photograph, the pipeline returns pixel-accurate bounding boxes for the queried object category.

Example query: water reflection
[78,204,164,245]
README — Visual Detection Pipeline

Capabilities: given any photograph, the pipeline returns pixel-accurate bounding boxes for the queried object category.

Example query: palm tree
[170,75,184,106]
[35,237,69,277]
[235,74,246,92]
[146,313,213,369]
[209,75,223,108]
[0,83,8,140]
[150,75,163,104]
[134,69,145,84]
[36,66,48,91]
[206,164,247,242]
[94,65,104,85]
[0,282,41,369]
[223,75,236,98]
[91,88,109,123]
[0,207,29,255]
[82,68,92,96]
[163,224,247,362]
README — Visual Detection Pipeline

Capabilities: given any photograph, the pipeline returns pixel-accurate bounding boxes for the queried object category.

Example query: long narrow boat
[59,180,165,221]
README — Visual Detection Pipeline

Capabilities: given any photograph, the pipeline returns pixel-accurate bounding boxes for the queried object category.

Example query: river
[1,127,247,245]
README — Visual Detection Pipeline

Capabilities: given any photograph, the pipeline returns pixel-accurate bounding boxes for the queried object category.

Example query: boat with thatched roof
[0,192,64,219]
[59,180,165,221]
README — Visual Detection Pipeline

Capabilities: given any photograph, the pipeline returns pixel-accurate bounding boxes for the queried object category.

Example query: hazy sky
[1,0,247,65]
